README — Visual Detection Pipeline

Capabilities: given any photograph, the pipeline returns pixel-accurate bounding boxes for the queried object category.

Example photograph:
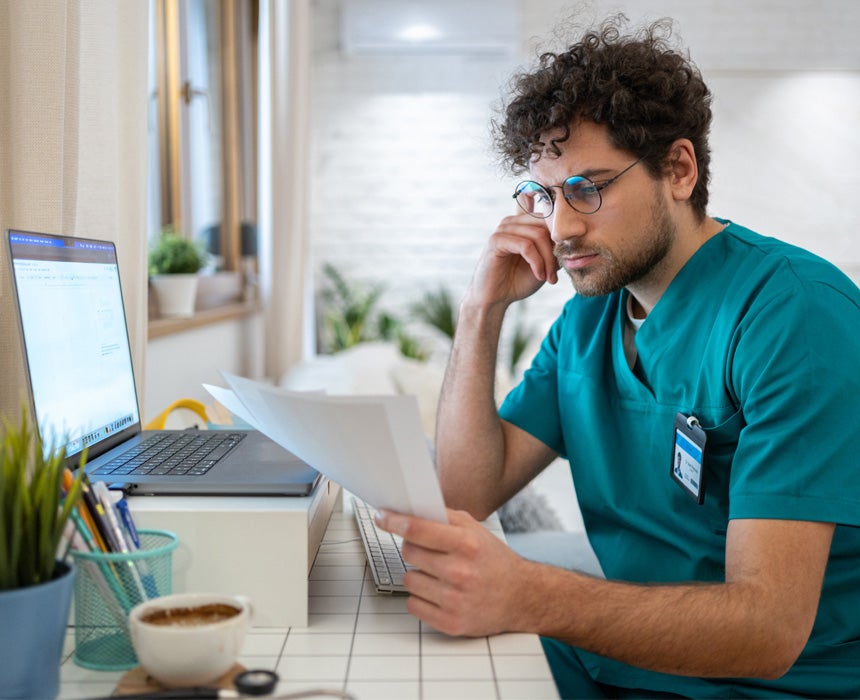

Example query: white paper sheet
[204,373,447,522]
[202,384,260,432]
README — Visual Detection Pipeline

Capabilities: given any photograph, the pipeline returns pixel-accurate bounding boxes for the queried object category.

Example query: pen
[64,469,108,552]
[69,508,97,553]
[70,508,133,612]
[93,480,149,604]
[80,472,120,552]
[115,497,140,549]
[68,473,135,611]
[115,496,159,597]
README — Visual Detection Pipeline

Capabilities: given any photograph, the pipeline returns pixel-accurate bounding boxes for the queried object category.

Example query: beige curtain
[0,0,149,421]
[258,0,313,381]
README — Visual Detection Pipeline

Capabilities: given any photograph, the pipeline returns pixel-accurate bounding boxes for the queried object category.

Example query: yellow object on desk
[144,398,210,430]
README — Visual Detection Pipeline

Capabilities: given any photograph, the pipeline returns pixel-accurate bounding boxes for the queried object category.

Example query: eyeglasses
[512,157,644,218]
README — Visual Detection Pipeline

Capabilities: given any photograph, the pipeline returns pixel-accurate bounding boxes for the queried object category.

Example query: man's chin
[565,270,620,298]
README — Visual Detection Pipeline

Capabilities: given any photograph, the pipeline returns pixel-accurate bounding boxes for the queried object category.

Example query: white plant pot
[151,274,199,318]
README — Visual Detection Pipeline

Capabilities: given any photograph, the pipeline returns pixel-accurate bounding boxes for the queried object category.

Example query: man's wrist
[506,557,566,634]
[458,293,509,329]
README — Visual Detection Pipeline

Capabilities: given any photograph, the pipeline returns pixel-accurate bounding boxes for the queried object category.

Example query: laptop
[6,229,320,496]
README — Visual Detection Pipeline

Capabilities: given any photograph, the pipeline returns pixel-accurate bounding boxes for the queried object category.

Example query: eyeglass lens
[514,181,554,218]
[514,175,601,218]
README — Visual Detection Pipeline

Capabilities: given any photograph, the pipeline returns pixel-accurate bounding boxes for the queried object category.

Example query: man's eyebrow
[572,166,616,180]
[531,166,618,186]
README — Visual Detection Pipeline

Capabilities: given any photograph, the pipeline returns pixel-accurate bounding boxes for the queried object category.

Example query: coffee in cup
[129,593,252,687]
[140,602,241,626]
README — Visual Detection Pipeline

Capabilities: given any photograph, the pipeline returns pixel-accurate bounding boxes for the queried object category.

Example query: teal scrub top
[499,222,860,697]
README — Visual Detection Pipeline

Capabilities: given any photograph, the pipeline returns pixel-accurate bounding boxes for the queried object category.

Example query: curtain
[258,0,313,381]
[0,0,149,420]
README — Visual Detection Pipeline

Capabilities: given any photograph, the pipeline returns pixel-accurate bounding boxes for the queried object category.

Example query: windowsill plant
[148,226,206,318]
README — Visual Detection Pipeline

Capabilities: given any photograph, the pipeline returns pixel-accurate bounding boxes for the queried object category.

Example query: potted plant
[0,408,85,700]
[148,226,206,318]
[318,263,426,359]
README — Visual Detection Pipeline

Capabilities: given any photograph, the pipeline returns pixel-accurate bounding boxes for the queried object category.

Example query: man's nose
[549,200,587,243]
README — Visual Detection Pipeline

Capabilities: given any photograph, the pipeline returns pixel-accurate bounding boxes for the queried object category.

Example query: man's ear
[665,138,698,203]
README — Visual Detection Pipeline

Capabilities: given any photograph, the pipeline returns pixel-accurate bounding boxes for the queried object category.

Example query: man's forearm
[507,519,834,680]
[435,301,509,515]
[516,562,809,680]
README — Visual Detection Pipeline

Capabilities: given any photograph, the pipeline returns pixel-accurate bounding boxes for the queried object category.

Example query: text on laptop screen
[9,232,140,457]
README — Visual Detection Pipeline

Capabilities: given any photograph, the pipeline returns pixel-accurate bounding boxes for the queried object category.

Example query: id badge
[671,413,707,504]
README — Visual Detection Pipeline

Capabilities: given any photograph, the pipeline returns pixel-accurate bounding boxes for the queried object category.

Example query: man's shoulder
[715,221,859,301]
[719,221,849,277]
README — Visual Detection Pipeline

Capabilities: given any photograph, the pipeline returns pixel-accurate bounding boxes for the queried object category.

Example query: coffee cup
[129,592,252,687]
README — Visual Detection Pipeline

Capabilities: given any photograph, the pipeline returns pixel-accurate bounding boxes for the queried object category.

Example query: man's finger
[375,508,470,551]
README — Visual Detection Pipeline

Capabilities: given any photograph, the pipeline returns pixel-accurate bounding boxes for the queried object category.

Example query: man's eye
[564,177,596,196]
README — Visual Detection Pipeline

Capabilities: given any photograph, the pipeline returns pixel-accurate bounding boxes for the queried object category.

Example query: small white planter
[150,274,199,318]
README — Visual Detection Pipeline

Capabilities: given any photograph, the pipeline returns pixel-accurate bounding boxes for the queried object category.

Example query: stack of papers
[204,373,447,522]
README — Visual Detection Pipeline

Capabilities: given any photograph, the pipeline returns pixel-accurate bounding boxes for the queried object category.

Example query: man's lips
[558,253,599,270]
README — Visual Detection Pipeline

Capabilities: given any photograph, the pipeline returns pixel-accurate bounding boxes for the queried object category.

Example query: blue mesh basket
[70,529,179,671]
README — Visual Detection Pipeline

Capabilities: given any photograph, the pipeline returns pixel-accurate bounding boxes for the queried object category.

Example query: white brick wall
[310,0,860,362]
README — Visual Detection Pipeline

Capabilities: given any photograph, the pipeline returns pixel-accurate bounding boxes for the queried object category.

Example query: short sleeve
[499,308,567,457]
[728,277,860,525]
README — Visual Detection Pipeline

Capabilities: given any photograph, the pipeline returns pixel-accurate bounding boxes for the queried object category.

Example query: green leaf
[318,264,395,353]
[507,302,538,376]
[397,331,429,361]
[149,227,205,275]
[0,406,84,590]
[411,287,458,339]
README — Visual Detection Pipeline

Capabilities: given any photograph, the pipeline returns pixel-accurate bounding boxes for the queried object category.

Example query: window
[147,0,259,278]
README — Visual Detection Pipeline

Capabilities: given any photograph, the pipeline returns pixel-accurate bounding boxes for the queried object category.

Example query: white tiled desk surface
[59,508,559,699]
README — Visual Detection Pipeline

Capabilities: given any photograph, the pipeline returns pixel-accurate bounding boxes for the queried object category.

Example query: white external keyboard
[352,497,411,593]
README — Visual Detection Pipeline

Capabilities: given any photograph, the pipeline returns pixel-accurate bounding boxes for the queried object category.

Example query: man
[375,15,860,699]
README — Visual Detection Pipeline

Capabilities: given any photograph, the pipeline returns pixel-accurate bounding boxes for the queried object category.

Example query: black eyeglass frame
[512,156,645,218]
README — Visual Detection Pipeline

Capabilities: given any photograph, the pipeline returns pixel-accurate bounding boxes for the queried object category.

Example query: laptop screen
[7,230,141,458]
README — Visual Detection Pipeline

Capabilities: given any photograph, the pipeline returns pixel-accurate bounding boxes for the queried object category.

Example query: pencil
[63,469,108,552]
[93,480,148,604]
[79,472,120,552]
[69,509,132,612]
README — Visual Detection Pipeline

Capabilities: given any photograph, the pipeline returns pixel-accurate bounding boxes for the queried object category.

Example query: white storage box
[128,478,340,626]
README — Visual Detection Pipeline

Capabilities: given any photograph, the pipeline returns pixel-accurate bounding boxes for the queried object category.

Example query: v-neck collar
[613,223,732,399]
[614,291,655,399]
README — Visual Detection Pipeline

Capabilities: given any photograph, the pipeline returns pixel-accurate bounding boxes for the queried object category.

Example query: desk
[58,508,559,699]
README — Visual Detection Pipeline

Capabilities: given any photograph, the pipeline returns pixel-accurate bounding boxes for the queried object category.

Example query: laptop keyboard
[93,432,245,477]
[353,497,410,593]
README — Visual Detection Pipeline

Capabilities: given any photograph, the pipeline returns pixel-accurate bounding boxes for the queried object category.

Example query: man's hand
[376,509,834,678]
[466,213,558,310]
[375,508,532,637]
[432,213,559,516]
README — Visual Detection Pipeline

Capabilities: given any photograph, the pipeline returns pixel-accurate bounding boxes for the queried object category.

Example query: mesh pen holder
[70,529,179,671]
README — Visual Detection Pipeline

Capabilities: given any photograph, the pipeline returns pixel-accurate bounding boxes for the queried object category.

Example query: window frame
[149,0,258,277]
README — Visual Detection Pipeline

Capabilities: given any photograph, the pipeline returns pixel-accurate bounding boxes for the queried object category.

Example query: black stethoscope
[103,669,356,699]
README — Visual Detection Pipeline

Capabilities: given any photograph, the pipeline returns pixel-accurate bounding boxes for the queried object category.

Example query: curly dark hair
[493,15,713,219]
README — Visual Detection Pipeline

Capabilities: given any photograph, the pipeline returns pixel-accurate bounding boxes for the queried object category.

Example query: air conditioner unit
[340,0,520,55]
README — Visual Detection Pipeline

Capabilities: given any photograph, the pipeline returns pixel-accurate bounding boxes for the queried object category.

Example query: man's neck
[628,216,726,317]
